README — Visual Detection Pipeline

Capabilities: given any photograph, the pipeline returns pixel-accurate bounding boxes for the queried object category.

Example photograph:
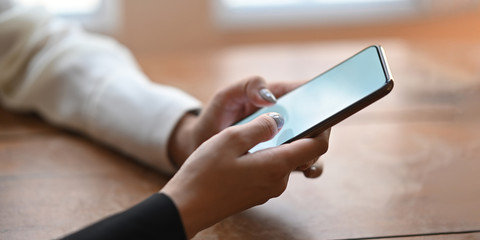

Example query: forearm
[0,7,201,175]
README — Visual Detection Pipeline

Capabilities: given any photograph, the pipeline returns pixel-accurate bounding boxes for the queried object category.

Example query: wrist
[161,188,202,239]
[168,112,198,168]
[161,185,224,239]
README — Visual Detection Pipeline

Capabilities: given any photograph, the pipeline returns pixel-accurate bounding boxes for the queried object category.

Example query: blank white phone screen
[235,46,388,152]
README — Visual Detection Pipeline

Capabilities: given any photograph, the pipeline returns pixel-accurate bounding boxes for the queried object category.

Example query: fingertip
[303,162,323,178]
[259,88,277,104]
[244,76,277,106]
[229,112,284,152]
[254,112,283,141]
[267,112,284,130]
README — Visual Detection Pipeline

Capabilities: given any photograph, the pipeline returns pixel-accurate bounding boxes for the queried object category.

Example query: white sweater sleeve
[0,6,201,175]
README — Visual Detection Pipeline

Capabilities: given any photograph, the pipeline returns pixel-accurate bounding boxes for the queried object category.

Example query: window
[223,0,407,9]
[15,0,121,34]
[212,0,424,30]
[15,0,101,15]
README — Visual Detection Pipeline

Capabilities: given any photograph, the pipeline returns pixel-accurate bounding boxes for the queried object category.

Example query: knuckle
[270,178,288,198]
[247,75,264,83]
[245,76,267,93]
[223,127,239,137]
[256,116,277,141]
[223,127,246,145]
[213,87,229,102]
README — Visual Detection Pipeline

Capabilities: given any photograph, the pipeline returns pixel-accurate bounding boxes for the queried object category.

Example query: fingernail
[268,112,284,130]
[259,88,277,103]
[304,168,314,178]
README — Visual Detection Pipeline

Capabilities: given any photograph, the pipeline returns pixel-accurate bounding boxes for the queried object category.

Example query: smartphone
[234,45,394,153]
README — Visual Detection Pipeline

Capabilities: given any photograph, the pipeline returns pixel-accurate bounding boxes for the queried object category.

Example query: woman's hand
[162,112,330,238]
[169,76,324,177]
[168,76,293,164]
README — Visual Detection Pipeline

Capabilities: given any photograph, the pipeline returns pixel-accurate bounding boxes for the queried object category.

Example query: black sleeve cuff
[62,193,187,240]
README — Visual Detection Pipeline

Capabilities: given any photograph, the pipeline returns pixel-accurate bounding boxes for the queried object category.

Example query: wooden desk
[1,40,480,239]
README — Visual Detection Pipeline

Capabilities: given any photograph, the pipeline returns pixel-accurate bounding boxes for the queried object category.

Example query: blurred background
[16,0,480,52]
[16,0,480,100]
[4,1,480,239]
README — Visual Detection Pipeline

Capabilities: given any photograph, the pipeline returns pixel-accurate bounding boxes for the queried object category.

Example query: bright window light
[15,0,101,15]
[223,0,406,8]
[214,0,421,30]
[224,0,302,8]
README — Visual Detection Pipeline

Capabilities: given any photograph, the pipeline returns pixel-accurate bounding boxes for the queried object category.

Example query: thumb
[244,76,277,106]
[223,112,284,154]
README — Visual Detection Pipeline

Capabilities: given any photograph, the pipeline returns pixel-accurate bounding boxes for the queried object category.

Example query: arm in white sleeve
[0,6,201,175]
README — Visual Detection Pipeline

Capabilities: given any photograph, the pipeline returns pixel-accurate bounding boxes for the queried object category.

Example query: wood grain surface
[1,40,479,239]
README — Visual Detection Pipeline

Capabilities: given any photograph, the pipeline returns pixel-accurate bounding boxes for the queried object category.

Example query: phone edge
[284,45,395,143]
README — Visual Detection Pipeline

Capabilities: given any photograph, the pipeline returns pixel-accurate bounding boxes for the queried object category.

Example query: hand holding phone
[234,45,394,152]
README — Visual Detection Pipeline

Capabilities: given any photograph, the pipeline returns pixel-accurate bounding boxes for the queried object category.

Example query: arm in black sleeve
[61,193,187,240]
